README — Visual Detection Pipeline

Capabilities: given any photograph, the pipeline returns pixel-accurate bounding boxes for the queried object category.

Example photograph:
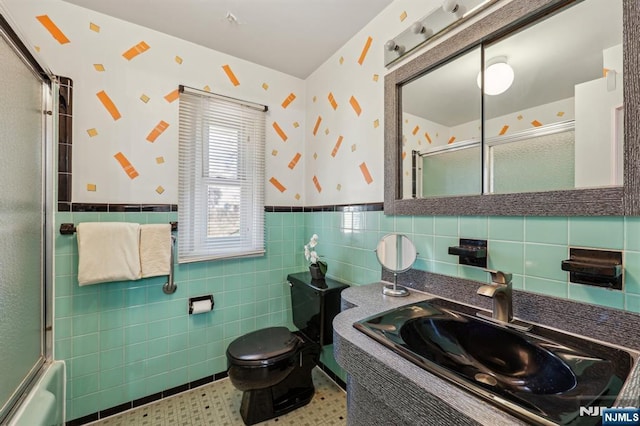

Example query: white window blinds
[178,85,266,263]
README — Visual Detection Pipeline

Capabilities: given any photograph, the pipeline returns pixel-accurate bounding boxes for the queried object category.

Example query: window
[178,86,266,263]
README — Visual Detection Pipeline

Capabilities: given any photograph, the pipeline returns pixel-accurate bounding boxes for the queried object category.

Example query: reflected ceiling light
[477,58,514,96]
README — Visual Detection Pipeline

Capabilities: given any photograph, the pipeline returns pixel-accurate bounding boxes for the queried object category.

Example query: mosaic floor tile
[89,368,346,426]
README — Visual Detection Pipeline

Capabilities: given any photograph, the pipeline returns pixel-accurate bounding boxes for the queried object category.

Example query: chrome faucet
[477,270,513,323]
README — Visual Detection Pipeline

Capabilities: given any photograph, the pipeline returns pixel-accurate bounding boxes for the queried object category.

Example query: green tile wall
[55,211,306,421]
[55,208,640,420]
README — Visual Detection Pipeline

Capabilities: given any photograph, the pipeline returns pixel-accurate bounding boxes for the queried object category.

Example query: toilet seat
[227,327,302,367]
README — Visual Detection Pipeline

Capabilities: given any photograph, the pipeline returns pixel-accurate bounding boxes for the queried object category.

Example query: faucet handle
[485,269,512,285]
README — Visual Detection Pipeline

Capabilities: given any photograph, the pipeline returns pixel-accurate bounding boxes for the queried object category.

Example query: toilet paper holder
[189,295,214,314]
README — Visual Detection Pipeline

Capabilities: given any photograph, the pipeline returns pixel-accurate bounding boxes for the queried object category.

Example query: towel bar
[60,221,178,234]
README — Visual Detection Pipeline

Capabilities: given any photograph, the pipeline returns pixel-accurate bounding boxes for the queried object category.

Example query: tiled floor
[89,368,347,426]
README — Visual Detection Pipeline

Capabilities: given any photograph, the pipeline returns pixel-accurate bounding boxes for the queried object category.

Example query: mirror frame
[384,0,640,216]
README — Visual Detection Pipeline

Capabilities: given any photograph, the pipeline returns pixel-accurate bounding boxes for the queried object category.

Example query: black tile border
[65,363,343,425]
[59,203,383,214]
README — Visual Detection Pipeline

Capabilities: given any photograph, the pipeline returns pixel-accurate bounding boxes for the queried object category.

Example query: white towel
[139,224,172,278]
[77,222,141,286]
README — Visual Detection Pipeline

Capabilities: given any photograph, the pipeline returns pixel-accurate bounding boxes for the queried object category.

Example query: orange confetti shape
[281,93,296,109]
[312,175,322,193]
[288,153,301,170]
[400,11,408,22]
[412,125,420,136]
[36,15,70,44]
[328,92,338,110]
[425,132,432,144]
[114,152,139,179]
[272,122,288,142]
[358,36,373,65]
[313,116,322,136]
[331,136,343,158]
[448,136,456,144]
[222,64,240,86]
[359,162,373,184]
[96,90,121,121]
[146,120,170,143]
[349,96,362,116]
[164,89,179,103]
[499,125,509,136]
[531,120,543,127]
[122,41,150,60]
[402,151,407,160]
[269,177,286,193]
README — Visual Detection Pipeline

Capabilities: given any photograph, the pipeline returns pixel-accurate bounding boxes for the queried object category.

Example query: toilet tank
[287,272,349,346]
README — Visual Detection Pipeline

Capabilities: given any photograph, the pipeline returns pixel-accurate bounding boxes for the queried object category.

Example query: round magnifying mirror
[376,234,417,297]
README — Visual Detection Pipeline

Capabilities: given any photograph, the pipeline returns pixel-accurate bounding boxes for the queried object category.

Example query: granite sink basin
[354,298,635,425]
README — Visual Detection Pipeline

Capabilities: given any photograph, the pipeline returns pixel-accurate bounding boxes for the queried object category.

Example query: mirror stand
[382,273,409,297]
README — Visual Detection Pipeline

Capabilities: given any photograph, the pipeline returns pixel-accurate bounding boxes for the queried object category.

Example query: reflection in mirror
[483,0,623,193]
[376,233,417,297]
[402,47,481,199]
[400,0,623,199]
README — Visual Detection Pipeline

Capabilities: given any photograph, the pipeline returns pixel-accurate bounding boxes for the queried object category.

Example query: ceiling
[61,0,393,79]
[402,0,622,127]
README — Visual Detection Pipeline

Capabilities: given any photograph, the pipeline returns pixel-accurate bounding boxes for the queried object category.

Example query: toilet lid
[227,327,301,364]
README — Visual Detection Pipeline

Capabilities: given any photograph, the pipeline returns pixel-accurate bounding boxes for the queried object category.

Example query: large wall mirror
[386,0,640,216]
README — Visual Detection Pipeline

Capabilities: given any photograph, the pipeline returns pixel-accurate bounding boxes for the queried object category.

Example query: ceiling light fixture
[477,58,514,96]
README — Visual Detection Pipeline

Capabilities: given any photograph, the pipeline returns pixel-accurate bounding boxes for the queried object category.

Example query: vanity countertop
[333,280,640,425]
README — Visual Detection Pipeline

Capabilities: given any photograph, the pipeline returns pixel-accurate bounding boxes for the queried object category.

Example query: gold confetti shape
[281,93,296,109]
[288,153,301,169]
[349,96,362,116]
[34,46,41,52]
[328,92,338,110]
[358,36,373,65]
[294,193,301,200]
[412,125,420,136]
[499,125,509,136]
[373,74,379,82]
[114,152,138,179]
[331,136,343,157]
[531,120,543,127]
[557,111,565,117]
[122,41,150,60]
[93,64,105,72]
[175,56,183,64]
[312,116,322,136]
[425,132,432,144]
[271,149,278,156]
[89,22,100,33]
[203,85,211,92]
[269,177,286,192]
[96,90,121,120]
[262,82,269,91]
[86,183,96,192]
[222,64,240,86]
[351,144,357,152]
[87,128,98,137]
[156,156,165,164]
[164,89,179,103]
[339,57,344,65]
[359,162,373,184]
[313,96,317,103]
[140,94,150,103]
[373,119,379,128]
[312,175,322,193]
[336,184,342,191]
[324,128,330,135]
[146,120,170,142]
[313,152,318,160]
[272,122,288,142]
[399,11,408,22]
[36,15,70,44]
[293,122,300,128]
[156,186,165,194]
[517,115,523,120]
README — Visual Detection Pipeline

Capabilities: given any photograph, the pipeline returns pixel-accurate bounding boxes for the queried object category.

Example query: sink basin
[354,298,635,425]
